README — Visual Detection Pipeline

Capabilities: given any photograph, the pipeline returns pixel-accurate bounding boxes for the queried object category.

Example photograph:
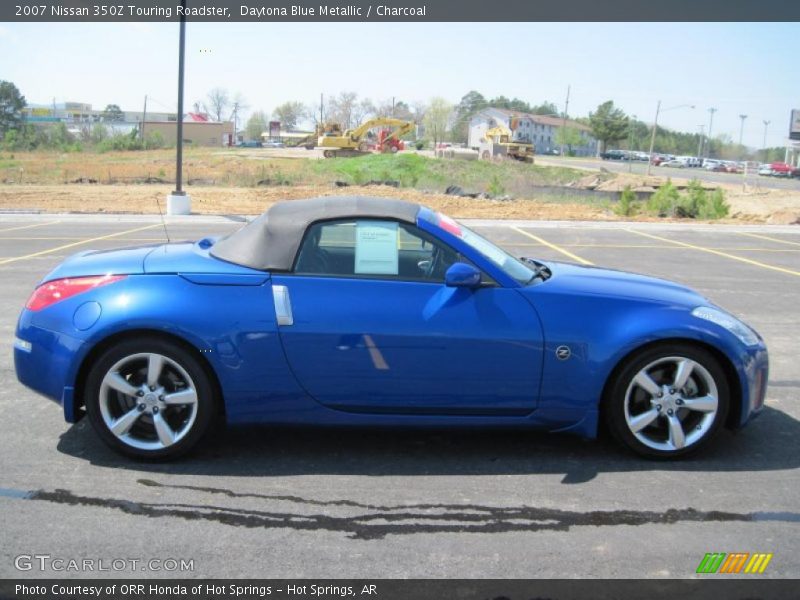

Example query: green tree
[589,100,629,153]
[272,101,305,131]
[102,104,124,122]
[529,101,559,116]
[452,90,488,143]
[488,96,532,113]
[422,97,453,149]
[554,126,582,155]
[0,80,26,137]
[246,110,268,140]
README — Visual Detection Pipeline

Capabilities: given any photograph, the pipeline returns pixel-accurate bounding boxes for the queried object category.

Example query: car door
[270,218,544,415]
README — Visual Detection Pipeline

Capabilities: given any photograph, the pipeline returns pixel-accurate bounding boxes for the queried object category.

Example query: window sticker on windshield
[354,221,399,275]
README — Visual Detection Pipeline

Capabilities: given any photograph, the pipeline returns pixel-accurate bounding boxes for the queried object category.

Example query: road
[0,215,798,579]
[536,155,800,191]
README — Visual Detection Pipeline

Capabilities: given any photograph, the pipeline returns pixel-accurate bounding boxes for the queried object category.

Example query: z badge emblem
[556,346,571,360]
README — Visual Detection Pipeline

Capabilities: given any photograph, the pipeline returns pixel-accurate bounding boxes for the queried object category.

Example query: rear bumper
[14,315,85,423]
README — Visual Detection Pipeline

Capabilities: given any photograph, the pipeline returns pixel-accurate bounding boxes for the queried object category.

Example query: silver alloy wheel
[98,352,198,451]
[623,356,719,452]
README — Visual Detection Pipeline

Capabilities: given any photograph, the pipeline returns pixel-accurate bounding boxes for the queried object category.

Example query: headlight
[692,306,760,346]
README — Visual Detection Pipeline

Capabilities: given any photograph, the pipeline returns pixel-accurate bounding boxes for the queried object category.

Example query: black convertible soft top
[210,196,421,271]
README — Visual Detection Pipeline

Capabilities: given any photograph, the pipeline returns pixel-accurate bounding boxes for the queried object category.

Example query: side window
[294,219,462,282]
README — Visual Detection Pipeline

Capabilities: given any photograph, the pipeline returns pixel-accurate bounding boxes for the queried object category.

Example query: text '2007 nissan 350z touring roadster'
[14,197,768,460]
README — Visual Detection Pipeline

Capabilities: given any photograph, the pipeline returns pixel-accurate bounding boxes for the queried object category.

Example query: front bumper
[14,316,85,423]
[736,343,769,427]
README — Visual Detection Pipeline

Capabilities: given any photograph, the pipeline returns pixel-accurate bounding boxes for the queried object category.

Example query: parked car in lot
[660,159,687,168]
[601,149,628,161]
[263,140,285,148]
[760,162,800,177]
[704,160,722,171]
[650,154,674,166]
[14,197,768,460]
[236,140,263,148]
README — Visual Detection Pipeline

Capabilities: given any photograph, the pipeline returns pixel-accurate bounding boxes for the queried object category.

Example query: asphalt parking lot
[0,215,798,579]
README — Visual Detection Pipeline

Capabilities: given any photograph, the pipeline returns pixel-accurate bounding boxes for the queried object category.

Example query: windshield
[425,211,537,284]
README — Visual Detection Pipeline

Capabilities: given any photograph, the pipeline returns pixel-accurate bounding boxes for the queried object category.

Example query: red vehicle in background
[765,162,800,177]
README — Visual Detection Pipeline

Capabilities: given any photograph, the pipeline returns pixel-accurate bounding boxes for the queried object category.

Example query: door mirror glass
[445,262,482,288]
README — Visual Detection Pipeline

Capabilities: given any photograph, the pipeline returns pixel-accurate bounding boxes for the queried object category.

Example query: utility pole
[762,120,770,161]
[320,93,324,126]
[738,114,748,147]
[646,100,661,176]
[627,115,636,173]
[392,96,395,118]
[141,95,148,144]
[706,107,717,158]
[697,124,705,157]
[560,84,570,157]
[167,0,189,215]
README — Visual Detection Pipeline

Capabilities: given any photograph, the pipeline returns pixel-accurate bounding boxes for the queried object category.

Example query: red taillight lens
[25,275,126,311]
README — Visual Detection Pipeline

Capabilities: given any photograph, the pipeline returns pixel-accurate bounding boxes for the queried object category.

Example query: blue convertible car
[14,197,768,459]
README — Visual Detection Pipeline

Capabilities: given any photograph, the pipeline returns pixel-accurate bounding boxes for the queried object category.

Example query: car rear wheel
[605,344,729,459]
[85,337,216,460]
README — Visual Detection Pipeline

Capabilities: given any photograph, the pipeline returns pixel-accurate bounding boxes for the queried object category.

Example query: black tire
[85,337,217,460]
[604,343,730,459]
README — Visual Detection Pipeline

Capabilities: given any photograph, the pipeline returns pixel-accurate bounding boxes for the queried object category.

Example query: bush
[644,179,728,220]
[487,174,505,196]
[96,130,143,153]
[145,130,165,149]
[646,180,681,217]
[614,185,639,216]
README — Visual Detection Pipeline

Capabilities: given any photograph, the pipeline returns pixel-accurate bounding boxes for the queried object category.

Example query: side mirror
[445,262,481,288]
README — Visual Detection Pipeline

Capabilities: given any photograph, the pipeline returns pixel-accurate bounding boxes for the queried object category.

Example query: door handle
[272,285,294,326]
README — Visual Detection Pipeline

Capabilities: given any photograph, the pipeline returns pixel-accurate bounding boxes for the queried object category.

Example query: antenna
[155,194,171,243]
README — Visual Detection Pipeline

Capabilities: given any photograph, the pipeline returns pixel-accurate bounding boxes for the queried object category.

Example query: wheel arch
[598,337,742,432]
[73,328,226,423]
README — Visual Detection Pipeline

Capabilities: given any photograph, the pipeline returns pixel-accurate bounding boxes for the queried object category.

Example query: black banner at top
[4,0,800,22]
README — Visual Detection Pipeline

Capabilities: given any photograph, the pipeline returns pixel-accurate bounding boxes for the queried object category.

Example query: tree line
[0,80,789,161]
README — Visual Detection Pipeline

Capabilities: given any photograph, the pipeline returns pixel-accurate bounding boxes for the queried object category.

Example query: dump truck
[479,125,535,163]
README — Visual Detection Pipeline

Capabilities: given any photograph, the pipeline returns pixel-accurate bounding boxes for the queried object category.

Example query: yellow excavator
[480,125,535,163]
[318,118,415,158]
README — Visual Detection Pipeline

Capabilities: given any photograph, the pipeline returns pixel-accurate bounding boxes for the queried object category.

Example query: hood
[530,261,708,308]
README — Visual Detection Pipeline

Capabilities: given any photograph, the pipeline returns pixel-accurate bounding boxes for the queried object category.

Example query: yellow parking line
[0,224,164,266]
[625,229,800,278]
[738,231,800,248]
[510,226,593,265]
[0,220,61,233]
[0,236,166,241]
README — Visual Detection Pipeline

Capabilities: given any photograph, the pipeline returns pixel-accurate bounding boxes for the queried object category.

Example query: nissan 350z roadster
[14,197,768,460]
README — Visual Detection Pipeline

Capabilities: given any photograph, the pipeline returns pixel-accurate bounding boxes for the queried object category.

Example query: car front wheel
[85,337,216,460]
[605,344,729,459]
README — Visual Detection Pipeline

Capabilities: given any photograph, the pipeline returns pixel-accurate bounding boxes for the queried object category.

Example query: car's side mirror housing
[445,262,482,288]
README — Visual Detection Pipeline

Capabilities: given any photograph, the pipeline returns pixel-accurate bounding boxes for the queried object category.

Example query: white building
[468,108,598,157]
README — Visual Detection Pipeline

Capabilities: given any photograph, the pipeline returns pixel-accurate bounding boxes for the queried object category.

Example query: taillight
[25,275,126,311]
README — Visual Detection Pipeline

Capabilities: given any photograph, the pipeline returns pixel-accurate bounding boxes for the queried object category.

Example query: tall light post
[706,107,717,158]
[168,0,190,215]
[697,124,705,157]
[762,120,770,161]
[627,114,637,173]
[646,101,695,176]
[738,114,748,147]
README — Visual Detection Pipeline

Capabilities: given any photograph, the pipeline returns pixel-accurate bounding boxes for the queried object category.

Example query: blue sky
[2,21,798,147]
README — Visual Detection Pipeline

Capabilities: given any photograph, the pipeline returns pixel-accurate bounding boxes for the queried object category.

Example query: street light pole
[628,115,637,173]
[646,100,661,176]
[762,120,770,161]
[706,107,717,158]
[167,0,190,215]
[646,101,694,176]
[738,114,748,147]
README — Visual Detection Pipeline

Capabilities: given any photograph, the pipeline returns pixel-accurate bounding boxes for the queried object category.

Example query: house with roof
[468,107,598,157]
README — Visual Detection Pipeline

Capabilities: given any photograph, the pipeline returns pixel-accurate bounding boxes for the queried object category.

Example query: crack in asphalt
[9,481,796,540]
